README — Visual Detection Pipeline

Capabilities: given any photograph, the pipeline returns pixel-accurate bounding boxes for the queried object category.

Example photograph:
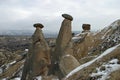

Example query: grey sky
[0,0,120,32]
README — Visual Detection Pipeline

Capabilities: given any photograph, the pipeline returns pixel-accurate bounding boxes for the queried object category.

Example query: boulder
[62,14,73,21]
[59,54,80,75]
[33,23,44,28]
[82,24,91,31]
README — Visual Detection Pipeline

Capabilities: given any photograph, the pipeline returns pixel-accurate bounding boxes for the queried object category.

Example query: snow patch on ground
[1,78,7,80]
[13,77,21,80]
[25,49,28,52]
[72,36,82,40]
[72,36,82,42]
[62,54,71,58]
[6,61,16,70]
[0,60,17,74]
[52,79,59,80]
[91,59,120,80]
[65,44,120,78]
[2,77,21,80]
[0,67,3,74]
[72,32,88,42]
[101,29,111,39]
[36,76,42,80]
[111,20,120,30]
[9,61,16,65]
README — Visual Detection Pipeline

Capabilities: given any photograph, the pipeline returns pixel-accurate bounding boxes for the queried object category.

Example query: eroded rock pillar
[50,14,78,79]
[21,23,51,80]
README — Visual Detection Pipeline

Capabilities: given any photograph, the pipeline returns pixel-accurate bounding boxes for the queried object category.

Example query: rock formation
[82,24,91,32]
[21,23,51,80]
[1,15,120,80]
[73,34,95,59]
[62,14,73,21]
[65,20,120,80]
[72,24,96,60]
[59,54,80,75]
[50,14,80,79]
[89,19,120,55]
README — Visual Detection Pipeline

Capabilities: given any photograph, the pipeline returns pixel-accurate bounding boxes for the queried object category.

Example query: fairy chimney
[21,23,51,80]
[50,14,77,79]
[82,24,91,32]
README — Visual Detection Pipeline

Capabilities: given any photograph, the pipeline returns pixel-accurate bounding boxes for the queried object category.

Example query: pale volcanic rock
[21,23,51,80]
[59,54,80,75]
[51,14,74,78]
[53,14,73,61]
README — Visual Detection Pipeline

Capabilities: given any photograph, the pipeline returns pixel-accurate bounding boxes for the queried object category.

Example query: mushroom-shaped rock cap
[82,24,91,30]
[62,14,73,21]
[33,23,44,28]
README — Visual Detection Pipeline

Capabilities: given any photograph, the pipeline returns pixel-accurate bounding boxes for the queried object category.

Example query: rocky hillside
[0,16,120,80]
[65,19,120,80]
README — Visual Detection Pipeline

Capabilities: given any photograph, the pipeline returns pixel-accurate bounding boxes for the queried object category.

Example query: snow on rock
[111,19,120,30]
[25,49,28,52]
[6,61,16,70]
[53,78,59,80]
[101,29,111,39]
[62,54,71,58]
[91,20,120,55]
[91,59,120,80]
[9,61,16,65]
[13,77,21,80]
[0,67,3,74]
[14,65,24,78]
[100,19,120,40]
[72,32,88,43]
[104,19,120,31]
[36,76,42,80]
[65,44,120,78]
[0,60,17,75]
[72,36,82,41]
[1,78,7,80]
[3,77,21,80]
[109,59,119,64]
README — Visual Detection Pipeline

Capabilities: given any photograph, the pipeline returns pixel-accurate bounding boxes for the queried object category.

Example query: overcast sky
[0,0,120,32]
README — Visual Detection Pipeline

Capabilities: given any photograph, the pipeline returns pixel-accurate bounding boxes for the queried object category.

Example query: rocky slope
[65,19,120,80]
[0,19,120,80]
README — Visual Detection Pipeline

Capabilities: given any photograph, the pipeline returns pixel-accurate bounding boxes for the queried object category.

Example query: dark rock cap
[82,24,91,30]
[62,14,73,21]
[33,23,44,28]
